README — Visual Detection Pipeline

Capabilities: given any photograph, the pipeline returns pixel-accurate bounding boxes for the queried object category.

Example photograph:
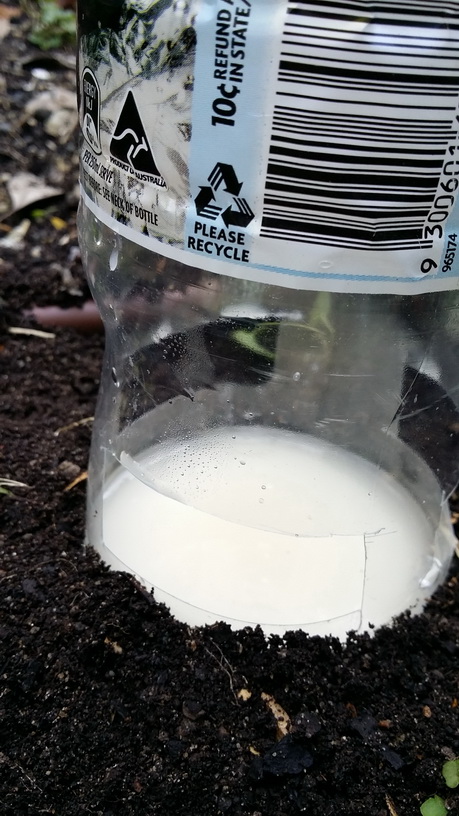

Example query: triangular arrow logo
[110,91,162,178]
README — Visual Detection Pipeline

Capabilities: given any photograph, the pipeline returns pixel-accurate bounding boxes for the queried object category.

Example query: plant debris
[261,692,291,739]
[5,171,63,216]
[27,0,76,51]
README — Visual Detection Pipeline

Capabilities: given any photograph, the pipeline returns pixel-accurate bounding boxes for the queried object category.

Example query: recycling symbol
[195,163,255,228]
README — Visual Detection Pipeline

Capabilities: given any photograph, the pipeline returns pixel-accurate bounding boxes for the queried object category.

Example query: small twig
[63,471,88,492]
[204,639,239,703]
[54,416,94,436]
[0,477,29,495]
[8,326,55,339]
[0,478,29,488]
[36,557,78,574]
[0,752,43,793]
[385,793,399,816]
[211,639,235,675]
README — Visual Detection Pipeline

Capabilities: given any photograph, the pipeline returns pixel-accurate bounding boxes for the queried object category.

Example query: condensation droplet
[239,460,246,466]
[319,259,333,270]
[261,484,266,490]
[109,249,118,271]
[293,371,301,382]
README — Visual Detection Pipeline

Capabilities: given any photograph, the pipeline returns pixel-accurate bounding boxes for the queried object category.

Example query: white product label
[79,0,459,293]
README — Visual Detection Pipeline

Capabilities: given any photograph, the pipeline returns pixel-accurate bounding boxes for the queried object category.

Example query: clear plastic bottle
[78,0,459,639]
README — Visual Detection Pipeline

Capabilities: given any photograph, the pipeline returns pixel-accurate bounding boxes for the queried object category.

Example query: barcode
[261,0,459,251]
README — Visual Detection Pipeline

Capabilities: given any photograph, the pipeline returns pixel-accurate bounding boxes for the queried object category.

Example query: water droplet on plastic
[111,367,119,386]
[109,249,118,271]
[259,498,264,504]
[261,484,266,490]
[293,371,301,382]
[239,460,246,466]
[319,259,333,269]
[419,558,442,589]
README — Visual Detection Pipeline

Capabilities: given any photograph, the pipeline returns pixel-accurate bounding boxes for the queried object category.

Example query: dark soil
[1,6,459,816]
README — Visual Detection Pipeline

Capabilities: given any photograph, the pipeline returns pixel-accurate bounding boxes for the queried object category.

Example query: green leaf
[420,795,447,816]
[28,0,76,51]
[232,326,276,361]
[442,758,459,788]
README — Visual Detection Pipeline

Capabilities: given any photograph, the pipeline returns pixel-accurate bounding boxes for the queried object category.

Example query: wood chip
[261,692,291,739]
[50,216,67,230]
[0,219,31,247]
[63,471,88,492]
[104,638,123,654]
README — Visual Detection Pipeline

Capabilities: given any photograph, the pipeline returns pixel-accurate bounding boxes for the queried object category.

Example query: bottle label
[79,0,459,294]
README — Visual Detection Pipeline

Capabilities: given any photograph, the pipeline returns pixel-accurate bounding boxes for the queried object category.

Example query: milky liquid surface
[100,426,442,638]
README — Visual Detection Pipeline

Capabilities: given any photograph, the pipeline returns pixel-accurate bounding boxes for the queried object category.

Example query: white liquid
[99,426,446,639]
